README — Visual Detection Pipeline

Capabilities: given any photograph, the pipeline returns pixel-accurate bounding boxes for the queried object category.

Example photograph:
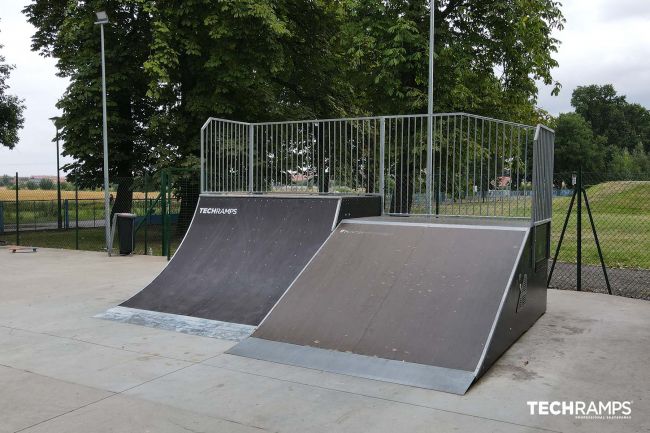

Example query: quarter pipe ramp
[103,195,381,338]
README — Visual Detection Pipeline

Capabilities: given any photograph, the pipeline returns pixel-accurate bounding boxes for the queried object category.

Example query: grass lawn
[550,181,650,269]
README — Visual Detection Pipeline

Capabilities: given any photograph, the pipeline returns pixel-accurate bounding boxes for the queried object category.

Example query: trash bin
[116,213,137,255]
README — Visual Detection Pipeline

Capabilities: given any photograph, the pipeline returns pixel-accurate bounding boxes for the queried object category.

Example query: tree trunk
[111,178,134,218]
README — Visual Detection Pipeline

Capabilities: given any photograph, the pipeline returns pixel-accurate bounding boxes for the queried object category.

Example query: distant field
[0,187,147,201]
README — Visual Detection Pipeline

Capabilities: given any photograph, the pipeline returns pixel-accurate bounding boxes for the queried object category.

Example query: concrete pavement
[0,248,648,432]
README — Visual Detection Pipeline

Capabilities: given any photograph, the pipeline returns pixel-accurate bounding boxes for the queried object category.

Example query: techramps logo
[199,207,238,215]
[527,400,633,421]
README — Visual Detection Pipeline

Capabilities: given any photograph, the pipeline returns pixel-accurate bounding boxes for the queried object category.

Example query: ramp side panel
[477,224,548,378]
[252,222,527,372]
[121,196,340,325]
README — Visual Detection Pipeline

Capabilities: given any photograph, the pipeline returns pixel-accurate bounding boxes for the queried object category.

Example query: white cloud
[537,0,650,115]
[0,0,70,177]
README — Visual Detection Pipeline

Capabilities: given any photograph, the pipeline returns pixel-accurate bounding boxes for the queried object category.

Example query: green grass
[550,181,650,269]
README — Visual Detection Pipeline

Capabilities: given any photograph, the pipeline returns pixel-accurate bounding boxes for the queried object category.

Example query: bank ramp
[228,216,548,394]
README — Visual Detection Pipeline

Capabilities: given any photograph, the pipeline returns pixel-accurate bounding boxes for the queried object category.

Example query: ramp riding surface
[229,216,548,394]
[121,195,381,327]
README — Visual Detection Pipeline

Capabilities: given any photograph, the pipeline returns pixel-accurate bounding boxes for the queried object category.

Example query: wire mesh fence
[548,171,650,300]
[0,169,199,257]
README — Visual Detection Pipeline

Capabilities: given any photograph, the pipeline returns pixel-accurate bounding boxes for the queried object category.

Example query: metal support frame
[548,166,612,294]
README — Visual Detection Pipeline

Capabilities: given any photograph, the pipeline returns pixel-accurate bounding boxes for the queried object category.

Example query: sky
[1,0,650,176]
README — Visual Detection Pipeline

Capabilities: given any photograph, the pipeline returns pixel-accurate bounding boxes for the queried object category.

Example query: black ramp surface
[249,221,527,371]
[122,195,352,325]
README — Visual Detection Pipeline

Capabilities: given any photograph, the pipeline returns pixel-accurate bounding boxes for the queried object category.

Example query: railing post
[144,173,148,255]
[75,176,79,250]
[64,199,69,229]
[248,123,254,193]
[161,170,168,257]
[200,123,205,193]
[379,117,386,214]
[15,172,19,246]
[426,114,433,214]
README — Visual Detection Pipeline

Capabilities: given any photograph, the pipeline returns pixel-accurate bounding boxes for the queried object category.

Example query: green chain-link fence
[548,171,650,300]
[0,169,199,258]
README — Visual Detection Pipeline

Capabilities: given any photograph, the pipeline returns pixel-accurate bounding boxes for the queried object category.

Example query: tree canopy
[0,23,25,149]
[553,84,650,177]
[23,0,565,189]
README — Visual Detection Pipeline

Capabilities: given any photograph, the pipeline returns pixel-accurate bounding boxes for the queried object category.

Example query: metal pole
[426,0,435,215]
[576,165,582,291]
[15,172,19,246]
[379,117,386,214]
[55,129,62,229]
[75,175,79,250]
[248,123,254,193]
[100,23,111,254]
[144,174,148,255]
[582,188,612,294]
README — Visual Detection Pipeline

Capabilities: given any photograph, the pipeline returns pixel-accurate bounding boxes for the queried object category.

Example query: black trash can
[116,213,137,255]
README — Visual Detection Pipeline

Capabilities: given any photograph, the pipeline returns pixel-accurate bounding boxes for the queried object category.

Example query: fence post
[379,117,385,215]
[64,199,69,230]
[75,177,79,250]
[0,202,4,234]
[166,173,172,261]
[200,123,205,193]
[248,123,254,193]
[161,170,168,257]
[576,165,582,291]
[15,172,19,246]
[144,173,148,255]
[426,114,433,214]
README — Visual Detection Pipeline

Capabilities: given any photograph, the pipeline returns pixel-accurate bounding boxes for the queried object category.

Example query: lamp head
[95,11,109,25]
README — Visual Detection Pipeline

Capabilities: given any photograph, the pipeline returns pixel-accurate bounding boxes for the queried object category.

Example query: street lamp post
[95,11,111,253]
[49,116,62,229]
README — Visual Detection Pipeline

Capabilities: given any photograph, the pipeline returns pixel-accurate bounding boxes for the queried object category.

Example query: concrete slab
[1,248,648,433]
[0,326,191,393]
[0,365,111,433]
[18,394,265,433]
[205,290,650,433]
[125,363,551,433]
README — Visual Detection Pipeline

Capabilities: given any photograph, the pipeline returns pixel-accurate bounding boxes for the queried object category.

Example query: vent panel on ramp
[229,217,547,394]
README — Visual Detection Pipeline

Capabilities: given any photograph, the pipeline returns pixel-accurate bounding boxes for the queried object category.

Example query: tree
[0,23,25,149]
[24,1,155,215]
[338,0,564,211]
[571,84,650,153]
[38,178,55,190]
[553,112,605,177]
[340,0,564,119]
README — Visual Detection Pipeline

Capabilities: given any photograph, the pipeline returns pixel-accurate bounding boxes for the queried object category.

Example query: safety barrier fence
[201,113,554,223]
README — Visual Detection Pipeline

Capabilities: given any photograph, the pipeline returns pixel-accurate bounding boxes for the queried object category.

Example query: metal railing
[200,113,554,223]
